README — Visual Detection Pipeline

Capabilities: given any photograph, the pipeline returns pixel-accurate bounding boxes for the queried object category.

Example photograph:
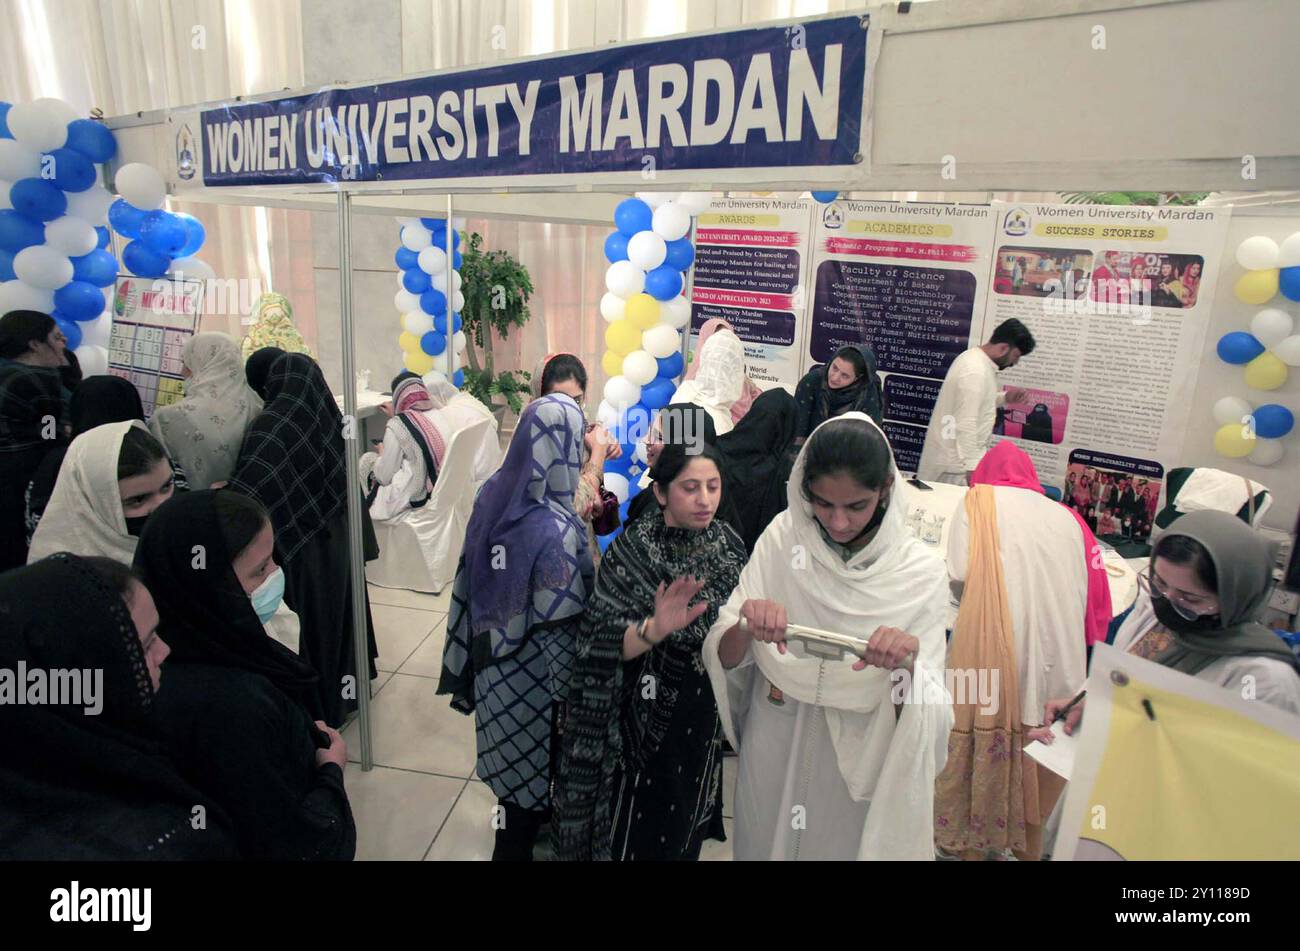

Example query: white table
[334,388,391,417]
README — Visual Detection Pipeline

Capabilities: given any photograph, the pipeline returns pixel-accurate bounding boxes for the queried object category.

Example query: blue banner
[195,16,868,186]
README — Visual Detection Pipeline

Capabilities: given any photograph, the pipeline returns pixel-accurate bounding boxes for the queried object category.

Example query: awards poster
[109,276,203,417]
[690,196,815,393]
[806,200,997,473]
[983,201,1231,544]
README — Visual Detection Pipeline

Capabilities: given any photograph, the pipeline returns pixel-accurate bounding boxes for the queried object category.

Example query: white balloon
[114,163,167,210]
[429,272,448,293]
[622,350,658,386]
[422,369,449,387]
[1250,308,1295,349]
[596,399,620,429]
[662,294,692,329]
[603,375,642,410]
[0,280,56,314]
[1248,438,1285,467]
[642,323,681,359]
[168,256,215,281]
[394,289,421,314]
[453,330,467,353]
[1272,334,1300,367]
[0,180,10,211]
[1278,231,1300,269]
[634,439,648,465]
[7,99,73,151]
[674,192,715,215]
[451,270,463,293]
[400,225,433,252]
[1211,395,1253,427]
[599,292,626,323]
[403,310,434,335]
[417,245,447,274]
[635,192,678,209]
[605,260,645,298]
[0,139,42,181]
[76,344,109,377]
[80,310,114,348]
[627,231,667,271]
[652,202,691,241]
[452,289,465,312]
[1235,235,1279,272]
[64,185,115,226]
[45,217,98,256]
[604,472,631,505]
[14,246,73,289]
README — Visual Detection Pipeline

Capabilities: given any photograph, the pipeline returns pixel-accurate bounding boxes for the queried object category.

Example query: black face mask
[124,514,151,538]
[1151,589,1222,634]
[839,490,891,547]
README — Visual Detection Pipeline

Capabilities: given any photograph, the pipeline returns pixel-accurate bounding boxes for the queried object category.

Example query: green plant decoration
[458,231,535,414]
[1059,191,1211,206]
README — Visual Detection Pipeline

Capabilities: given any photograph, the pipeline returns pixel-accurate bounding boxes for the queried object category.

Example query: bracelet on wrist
[637,616,657,645]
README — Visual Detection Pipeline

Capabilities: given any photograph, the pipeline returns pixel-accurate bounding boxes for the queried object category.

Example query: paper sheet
[1026,721,1080,781]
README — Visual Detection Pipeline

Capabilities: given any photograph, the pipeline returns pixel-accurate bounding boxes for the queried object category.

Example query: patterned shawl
[392,376,447,497]
[239,292,310,360]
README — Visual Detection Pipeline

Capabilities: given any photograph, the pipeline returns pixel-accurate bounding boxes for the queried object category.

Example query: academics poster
[109,276,203,417]
[806,200,997,473]
[690,196,815,392]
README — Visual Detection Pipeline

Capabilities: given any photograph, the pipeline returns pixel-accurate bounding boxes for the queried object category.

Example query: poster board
[108,276,203,418]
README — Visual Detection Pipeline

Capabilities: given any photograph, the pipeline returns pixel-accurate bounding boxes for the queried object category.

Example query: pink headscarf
[394,376,448,493]
[687,318,761,422]
[971,441,1113,646]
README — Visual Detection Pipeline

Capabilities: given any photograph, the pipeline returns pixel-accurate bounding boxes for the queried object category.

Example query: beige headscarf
[240,292,310,359]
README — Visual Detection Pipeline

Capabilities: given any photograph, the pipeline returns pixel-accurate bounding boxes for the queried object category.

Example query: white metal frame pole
[445,194,455,379]
[337,189,373,769]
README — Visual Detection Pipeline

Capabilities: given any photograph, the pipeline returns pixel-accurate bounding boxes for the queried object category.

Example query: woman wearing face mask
[792,344,884,444]
[133,490,355,860]
[554,442,746,861]
[0,553,238,859]
[685,318,764,424]
[669,328,747,436]
[28,422,177,565]
[702,415,954,860]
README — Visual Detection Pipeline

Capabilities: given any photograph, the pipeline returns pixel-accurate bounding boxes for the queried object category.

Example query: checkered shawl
[0,361,63,454]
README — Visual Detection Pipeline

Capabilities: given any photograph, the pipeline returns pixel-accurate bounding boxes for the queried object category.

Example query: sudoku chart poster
[109,277,203,416]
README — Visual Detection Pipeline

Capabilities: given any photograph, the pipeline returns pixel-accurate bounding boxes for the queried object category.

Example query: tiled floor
[343,583,736,860]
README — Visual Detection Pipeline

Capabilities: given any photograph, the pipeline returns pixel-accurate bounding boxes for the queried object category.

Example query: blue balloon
[644,265,683,301]
[452,312,463,333]
[0,102,11,139]
[0,249,14,281]
[0,210,45,252]
[56,319,82,351]
[605,453,634,478]
[640,376,676,410]
[402,267,431,294]
[420,330,447,356]
[615,402,654,444]
[121,240,171,279]
[395,247,419,270]
[604,231,630,263]
[1252,404,1295,439]
[1216,331,1266,365]
[452,249,463,269]
[10,178,67,221]
[1279,265,1300,303]
[54,281,106,321]
[139,210,189,256]
[434,311,464,335]
[419,220,460,247]
[108,199,146,239]
[663,237,695,271]
[95,225,110,249]
[453,368,465,388]
[419,217,446,234]
[64,119,117,163]
[656,352,684,378]
[420,287,448,316]
[614,198,653,237]
[175,213,205,257]
[812,190,839,203]
[70,248,118,287]
[44,148,96,193]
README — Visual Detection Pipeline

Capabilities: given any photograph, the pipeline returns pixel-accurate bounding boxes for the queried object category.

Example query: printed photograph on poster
[1090,250,1205,309]
[995,387,1069,444]
[1065,448,1163,546]
[992,245,1092,299]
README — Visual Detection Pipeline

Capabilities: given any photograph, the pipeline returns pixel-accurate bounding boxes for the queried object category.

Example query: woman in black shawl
[134,490,356,860]
[553,442,746,861]
[0,553,237,859]
[625,402,742,535]
[717,388,799,553]
[230,352,378,726]
[792,344,883,442]
[244,346,286,401]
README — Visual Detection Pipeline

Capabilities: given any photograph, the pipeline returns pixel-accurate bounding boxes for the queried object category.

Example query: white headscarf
[28,420,147,565]
[669,328,744,435]
[149,332,262,490]
[703,412,954,859]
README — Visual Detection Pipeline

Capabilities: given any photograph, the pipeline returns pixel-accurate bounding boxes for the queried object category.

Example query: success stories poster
[805,200,996,472]
[689,196,814,391]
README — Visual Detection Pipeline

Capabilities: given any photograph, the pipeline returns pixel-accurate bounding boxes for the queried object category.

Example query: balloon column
[597,191,712,522]
[393,217,466,388]
[1218,232,1300,392]
[1210,395,1293,466]
[0,98,120,376]
[109,161,211,282]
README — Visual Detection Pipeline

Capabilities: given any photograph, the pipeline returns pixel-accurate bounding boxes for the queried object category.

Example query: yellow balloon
[1213,422,1255,458]
[404,351,435,375]
[1234,269,1279,305]
[399,331,422,354]
[625,293,662,330]
[605,319,642,356]
[602,349,625,377]
[1243,351,1289,390]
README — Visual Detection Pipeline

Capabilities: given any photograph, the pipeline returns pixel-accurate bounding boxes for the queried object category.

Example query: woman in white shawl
[702,413,954,860]
[150,333,263,490]
[670,328,745,437]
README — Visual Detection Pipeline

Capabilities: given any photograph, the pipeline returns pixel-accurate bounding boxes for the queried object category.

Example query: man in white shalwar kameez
[703,414,954,860]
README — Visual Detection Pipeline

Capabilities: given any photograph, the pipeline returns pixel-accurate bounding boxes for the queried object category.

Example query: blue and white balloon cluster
[108,161,210,284]
[393,217,466,388]
[0,98,119,375]
[596,191,712,517]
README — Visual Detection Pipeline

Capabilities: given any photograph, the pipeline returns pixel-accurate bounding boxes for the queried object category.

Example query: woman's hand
[853,626,918,671]
[740,599,788,654]
[314,721,348,769]
[378,400,394,417]
[1037,696,1085,739]
[651,576,709,641]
